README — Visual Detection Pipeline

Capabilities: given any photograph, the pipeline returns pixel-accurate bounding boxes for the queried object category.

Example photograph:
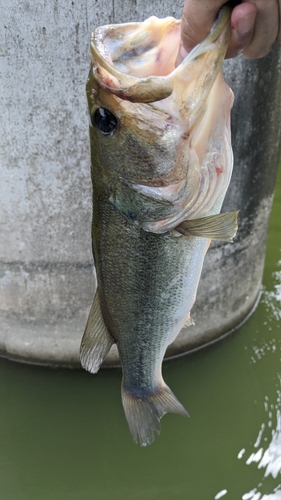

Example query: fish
[80,5,238,446]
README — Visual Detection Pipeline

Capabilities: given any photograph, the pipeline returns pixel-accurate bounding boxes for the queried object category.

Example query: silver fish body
[80,6,237,446]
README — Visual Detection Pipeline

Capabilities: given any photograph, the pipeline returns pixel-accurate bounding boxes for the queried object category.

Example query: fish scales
[80,6,238,446]
[93,192,206,381]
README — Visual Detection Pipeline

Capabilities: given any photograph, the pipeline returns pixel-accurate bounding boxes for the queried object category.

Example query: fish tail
[121,382,189,447]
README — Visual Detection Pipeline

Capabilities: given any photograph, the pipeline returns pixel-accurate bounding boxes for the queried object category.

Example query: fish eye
[92,107,118,135]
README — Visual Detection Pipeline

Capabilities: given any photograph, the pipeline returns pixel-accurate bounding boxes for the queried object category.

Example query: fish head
[87,7,234,231]
[86,17,183,186]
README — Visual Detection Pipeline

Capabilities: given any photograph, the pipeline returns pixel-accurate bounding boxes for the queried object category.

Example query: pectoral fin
[80,292,115,373]
[176,211,239,242]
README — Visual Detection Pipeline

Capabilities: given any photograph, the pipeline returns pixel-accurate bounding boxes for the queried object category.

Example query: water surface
[0,166,280,500]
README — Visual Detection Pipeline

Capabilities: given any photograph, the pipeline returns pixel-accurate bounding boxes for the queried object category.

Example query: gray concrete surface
[1,1,280,367]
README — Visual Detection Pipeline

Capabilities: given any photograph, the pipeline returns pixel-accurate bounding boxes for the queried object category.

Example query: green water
[1,168,281,500]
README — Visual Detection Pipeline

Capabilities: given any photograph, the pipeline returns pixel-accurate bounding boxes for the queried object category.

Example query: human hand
[179,0,281,62]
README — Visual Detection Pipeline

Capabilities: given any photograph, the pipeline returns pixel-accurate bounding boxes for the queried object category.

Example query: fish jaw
[86,6,233,233]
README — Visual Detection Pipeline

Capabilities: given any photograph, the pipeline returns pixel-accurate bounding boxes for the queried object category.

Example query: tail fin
[121,383,189,447]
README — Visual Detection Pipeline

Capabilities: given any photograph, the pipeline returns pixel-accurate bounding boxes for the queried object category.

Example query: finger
[225,3,257,58]
[179,1,257,61]
[179,0,280,62]
[240,0,279,58]
[180,0,225,55]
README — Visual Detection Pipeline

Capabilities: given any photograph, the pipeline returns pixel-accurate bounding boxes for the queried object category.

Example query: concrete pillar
[1,1,280,366]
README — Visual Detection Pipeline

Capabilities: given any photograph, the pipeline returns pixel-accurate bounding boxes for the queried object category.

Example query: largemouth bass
[80,6,238,446]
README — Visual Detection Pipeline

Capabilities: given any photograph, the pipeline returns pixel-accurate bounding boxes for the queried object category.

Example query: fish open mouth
[95,17,181,78]
[90,6,231,105]
[88,6,234,233]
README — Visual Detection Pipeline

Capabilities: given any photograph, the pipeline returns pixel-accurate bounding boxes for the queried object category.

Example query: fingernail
[236,12,256,35]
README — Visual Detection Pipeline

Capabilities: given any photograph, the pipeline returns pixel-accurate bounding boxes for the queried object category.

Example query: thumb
[178,0,223,62]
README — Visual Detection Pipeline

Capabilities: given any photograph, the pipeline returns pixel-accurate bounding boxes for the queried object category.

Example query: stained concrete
[0,1,281,366]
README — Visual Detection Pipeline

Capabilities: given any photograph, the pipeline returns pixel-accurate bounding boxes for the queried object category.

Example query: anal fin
[184,314,195,327]
[80,292,115,374]
[176,210,239,242]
